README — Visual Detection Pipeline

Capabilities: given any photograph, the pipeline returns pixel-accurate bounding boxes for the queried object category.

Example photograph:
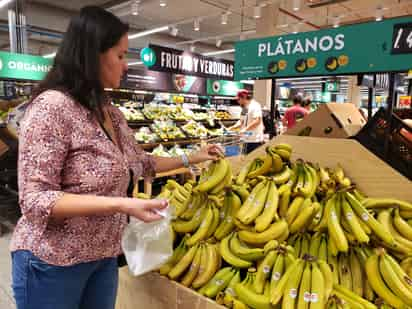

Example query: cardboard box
[116,135,412,309]
[285,103,366,138]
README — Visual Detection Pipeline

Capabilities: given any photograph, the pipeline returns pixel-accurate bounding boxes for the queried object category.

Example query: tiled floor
[0,225,15,309]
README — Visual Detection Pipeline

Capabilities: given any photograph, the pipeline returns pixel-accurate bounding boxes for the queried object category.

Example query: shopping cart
[205,133,246,157]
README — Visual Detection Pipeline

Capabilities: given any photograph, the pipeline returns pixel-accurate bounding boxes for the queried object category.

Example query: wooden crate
[116,135,412,309]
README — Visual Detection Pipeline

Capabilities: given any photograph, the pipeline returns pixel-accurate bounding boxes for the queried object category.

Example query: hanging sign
[141,44,234,80]
[0,51,52,81]
[235,16,412,80]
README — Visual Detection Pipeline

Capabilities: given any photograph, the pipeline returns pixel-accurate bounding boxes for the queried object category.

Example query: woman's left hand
[189,144,225,164]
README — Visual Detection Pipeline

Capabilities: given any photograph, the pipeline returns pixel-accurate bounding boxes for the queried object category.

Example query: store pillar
[8,0,28,54]
[253,3,279,109]
[347,76,361,107]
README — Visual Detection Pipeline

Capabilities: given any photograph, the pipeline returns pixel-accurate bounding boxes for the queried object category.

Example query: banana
[282,259,306,309]
[159,236,188,276]
[349,250,363,297]
[229,233,265,261]
[274,143,293,153]
[331,287,367,309]
[306,164,320,198]
[297,165,314,198]
[298,262,312,309]
[268,152,284,173]
[310,262,325,309]
[224,269,242,301]
[195,159,229,192]
[186,206,214,246]
[254,250,278,294]
[233,217,254,231]
[232,298,250,309]
[274,148,291,161]
[338,254,352,291]
[290,201,320,234]
[234,283,271,309]
[172,206,206,233]
[294,234,303,258]
[362,198,412,212]
[232,185,250,203]
[300,233,310,258]
[318,260,333,300]
[346,192,395,245]
[203,267,235,298]
[316,195,335,232]
[180,193,202,220]
[394,209,412,241]
[309,233,322,258]
[270,254,286,295]
[181,243,203,287]
[205,205,220,239]
[239,181,271,225]
[308,200,324,231]
[318,235,328,261]
[168,244,199,280]
[214,191,241,240]
[377,209,412,253]
[380,254,412,306]
[341,196,369,243]
[236,160,254,185]
[238,219,288,245]
[286,196,306,225]
[332,284,377,309]
[247,154,273,178]
[279,186,292,219]
[365,253,407,309]
[328,196,349,253]
[328,232,339,257]
[210,163,232,195]
[237,180,268,220]
[332,165,344,184]
[255,181,280,232]
[220,234,253,268]
[192,243,219,289]
[273,166,292,185]
[401,211,412,219]
[328,249,340,284]
[353,189,366,202]
[270,258,302,305]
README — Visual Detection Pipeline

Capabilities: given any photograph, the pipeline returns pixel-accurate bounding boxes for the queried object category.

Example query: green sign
[140,47,156,67]
[0,51,52,81]
[324,80,339,92]
[207,80,244,96]
[235,16,412,80]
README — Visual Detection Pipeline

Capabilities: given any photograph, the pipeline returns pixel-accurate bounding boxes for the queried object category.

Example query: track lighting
[160,0,167,7]
[254,6,262,19]
[221,12,229,25]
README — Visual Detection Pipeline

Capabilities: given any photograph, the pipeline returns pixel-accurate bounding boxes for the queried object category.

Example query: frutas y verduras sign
[142,44,235,81]
[235,16,412,80]
[0,51,52,81]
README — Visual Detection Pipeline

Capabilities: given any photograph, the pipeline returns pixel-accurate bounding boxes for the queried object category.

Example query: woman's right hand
[119,198,168,222]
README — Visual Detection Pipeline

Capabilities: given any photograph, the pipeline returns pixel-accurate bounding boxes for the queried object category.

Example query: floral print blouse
[10,90,156,266]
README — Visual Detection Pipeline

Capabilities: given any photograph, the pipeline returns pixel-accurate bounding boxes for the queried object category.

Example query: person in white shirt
[229,90,265,153]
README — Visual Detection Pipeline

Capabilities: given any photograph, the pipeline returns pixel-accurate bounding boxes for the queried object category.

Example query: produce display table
[117,135,412,309]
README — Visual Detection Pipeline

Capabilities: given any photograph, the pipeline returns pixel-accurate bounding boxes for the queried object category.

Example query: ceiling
[0,0,410,63]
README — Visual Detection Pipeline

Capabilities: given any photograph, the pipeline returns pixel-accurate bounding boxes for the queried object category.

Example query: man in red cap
[229,90,264,153]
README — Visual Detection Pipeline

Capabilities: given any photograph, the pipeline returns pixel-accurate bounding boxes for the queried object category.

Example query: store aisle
[0,230,16,309]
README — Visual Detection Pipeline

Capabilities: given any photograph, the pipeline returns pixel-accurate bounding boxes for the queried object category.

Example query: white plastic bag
[121,207,173,276]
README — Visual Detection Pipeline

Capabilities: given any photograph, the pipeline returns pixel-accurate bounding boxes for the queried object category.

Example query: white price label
[311,293,319,303]
[346,212,353,220]
[361,213,369,221]
[272,272,281,281]
[303,292,311,303]
[215,279,224,286]
[331,211,338,220]
[263,266,271,274]
[289,288,298,299]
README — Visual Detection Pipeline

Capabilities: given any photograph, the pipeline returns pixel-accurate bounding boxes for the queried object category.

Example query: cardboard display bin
[116,135,411,309]
[285,103,366,138]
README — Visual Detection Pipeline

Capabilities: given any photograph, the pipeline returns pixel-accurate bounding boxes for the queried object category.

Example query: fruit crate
[353,107,412,180]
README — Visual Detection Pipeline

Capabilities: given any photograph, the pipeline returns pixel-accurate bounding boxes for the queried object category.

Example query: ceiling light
[194,19,200,31]
[216,39,222,48]
[292,24,299,34]
[254,6,262,19]
[190,45,196,52]
[0,0,13,8]
[170,26,179,36]
[43,52,56,59]
[221,12,229,25]
[131,0,140,16]
[159,0,167,7]
[292,0,300,11]
[128,26,169,39]
[203,49,235,56]
[128,61,143,66]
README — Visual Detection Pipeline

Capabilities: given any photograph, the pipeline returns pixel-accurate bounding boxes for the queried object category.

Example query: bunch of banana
[195,158,230,193]
[401,257,412,278]
[163,179,193,217]
[365,248,412,309]
[316,165,355,198]
[165,241,221,290]
[289,161,319,199]
[214,190,242,240]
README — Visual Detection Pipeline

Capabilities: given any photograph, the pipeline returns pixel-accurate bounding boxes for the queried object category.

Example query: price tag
[392,22,412,54]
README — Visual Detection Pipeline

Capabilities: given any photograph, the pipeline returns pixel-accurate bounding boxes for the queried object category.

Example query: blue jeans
[11,250,118,309]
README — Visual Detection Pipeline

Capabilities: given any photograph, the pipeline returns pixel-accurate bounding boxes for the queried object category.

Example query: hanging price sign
[392,22,412,54]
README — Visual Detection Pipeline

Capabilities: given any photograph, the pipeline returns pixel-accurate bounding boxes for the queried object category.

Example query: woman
[10,6,222,309]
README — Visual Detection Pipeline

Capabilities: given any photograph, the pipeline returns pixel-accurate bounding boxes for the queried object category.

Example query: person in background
[283,95,309,129]
[10,6,222,309]
[302,97,312,113]
[229,90,264,153]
